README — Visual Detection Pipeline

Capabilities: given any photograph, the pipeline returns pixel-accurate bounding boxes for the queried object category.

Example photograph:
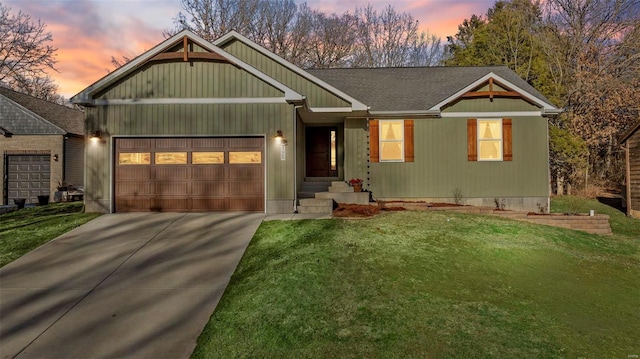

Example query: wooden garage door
[7,155,50,205]
[115,137,264,212]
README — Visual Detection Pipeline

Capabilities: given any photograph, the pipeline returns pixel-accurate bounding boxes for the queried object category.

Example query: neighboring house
[619,120,640,218]
[72,30,560,214]
[0,87,85,205]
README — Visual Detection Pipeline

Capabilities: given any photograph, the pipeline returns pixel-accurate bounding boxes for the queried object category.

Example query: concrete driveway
[0,212,265,359]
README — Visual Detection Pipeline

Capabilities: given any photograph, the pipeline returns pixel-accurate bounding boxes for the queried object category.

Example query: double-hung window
[380,120,405,161]
[369,119,414,163]
[467,118,512,161]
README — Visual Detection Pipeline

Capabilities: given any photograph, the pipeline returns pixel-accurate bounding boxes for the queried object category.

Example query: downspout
[624,142,631,217]
[293,104,304,213]
[3,154,8,205]
[546,120,551,213]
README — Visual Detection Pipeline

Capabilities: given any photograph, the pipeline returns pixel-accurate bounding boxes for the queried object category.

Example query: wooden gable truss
[145,36,234,66]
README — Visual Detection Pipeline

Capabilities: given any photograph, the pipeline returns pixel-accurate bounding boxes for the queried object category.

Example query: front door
[306,127,337,177]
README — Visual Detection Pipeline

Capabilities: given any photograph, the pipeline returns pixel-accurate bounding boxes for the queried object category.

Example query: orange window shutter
[503,118,513,161]
[404,120,414,162]
[369,120,379,163]
[467,119,477,161]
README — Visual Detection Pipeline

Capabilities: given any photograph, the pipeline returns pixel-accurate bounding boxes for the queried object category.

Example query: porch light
[275,130,287,145]
[91,131,102,141]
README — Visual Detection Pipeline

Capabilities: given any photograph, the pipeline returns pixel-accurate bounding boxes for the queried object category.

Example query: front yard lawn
[0,202,101,267]
[193,199,640,358]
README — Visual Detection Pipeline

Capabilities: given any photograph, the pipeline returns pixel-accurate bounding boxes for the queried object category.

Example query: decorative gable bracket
[461,77,522,102]
[145,36,233,66]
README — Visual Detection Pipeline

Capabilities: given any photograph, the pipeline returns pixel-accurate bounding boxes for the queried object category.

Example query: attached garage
[6,155,51,204]
[114,137,264,212]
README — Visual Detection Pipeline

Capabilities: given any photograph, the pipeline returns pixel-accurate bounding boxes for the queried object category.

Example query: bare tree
[352,5,442,67]
[0,1,58,99]
[542,0,640,183]
[168,0,445,68]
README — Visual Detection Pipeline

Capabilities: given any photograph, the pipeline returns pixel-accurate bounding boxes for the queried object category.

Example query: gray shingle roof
[0,87,84,135]
[307,66,555,112]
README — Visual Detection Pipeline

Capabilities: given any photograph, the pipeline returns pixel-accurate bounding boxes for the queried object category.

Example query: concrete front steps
[297,178,333,199]
[297,181,369,214]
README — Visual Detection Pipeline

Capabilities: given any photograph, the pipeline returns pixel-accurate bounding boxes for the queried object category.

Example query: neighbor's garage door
[115,137,264,212]
[7,155,50,204]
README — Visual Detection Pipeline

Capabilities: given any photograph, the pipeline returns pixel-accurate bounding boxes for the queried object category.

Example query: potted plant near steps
[349,178,363,192]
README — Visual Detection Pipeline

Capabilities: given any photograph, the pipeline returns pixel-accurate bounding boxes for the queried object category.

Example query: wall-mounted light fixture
[91,130,102,141]
[275,130,283,140]
[53,154,59,162]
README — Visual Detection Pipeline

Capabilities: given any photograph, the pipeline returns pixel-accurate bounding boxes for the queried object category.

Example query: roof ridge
[0,86,79,112]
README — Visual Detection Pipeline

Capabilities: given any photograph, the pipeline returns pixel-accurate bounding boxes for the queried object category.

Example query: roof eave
[368,110,441,118]
[618,120,640,145]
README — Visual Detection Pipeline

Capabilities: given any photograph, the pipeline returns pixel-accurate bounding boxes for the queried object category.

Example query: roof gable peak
[430,72,561,115]
[213,31,368,111]
[71,29,303,105]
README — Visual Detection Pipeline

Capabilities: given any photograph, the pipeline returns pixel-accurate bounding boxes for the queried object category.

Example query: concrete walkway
[0,212,265,359]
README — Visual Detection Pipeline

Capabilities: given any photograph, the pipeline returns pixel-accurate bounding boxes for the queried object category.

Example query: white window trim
[477,118,503,161]
[379,120,405,162]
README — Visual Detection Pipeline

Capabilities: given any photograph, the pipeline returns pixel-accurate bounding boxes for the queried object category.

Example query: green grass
[0,202,101,267]
[193,199,640,358]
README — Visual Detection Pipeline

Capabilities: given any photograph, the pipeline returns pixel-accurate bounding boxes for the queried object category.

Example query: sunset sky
[4,0,495,98]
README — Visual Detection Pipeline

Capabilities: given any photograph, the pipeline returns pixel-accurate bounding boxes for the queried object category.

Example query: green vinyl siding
[344,118,369,183]
[358,116,548,198]
[97,61,283,99]
[84,103,295,205]
[221,40,351,109]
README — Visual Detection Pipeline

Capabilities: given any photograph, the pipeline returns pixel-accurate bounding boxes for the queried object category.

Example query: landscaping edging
[381,202,613,235]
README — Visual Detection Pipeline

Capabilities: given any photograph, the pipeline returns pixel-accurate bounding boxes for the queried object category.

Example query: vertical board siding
[366,116,549,198]
[64,137,84,186]
[85,102,294,206]
[98,62,283,99]
[222,40,351,109]
[344,119,369,186]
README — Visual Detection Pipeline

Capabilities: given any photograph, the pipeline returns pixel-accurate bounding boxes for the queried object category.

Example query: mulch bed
[333,204,406,218]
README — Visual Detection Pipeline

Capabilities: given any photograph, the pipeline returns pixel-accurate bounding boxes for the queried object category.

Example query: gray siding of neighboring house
[220,40,352,109]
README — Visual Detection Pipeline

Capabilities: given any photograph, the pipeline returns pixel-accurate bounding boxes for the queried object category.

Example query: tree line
[166,0,444,68]
[2,0,639,193]
[446,0,639,194]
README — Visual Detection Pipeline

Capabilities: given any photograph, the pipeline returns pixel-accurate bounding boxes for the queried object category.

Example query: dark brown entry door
[306,127,337,177]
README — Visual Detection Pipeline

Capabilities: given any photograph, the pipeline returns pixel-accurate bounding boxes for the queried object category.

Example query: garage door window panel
[119,153,151,165]
[155,152,187,164]
[229,152,262,164]
[192,152,225,164]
